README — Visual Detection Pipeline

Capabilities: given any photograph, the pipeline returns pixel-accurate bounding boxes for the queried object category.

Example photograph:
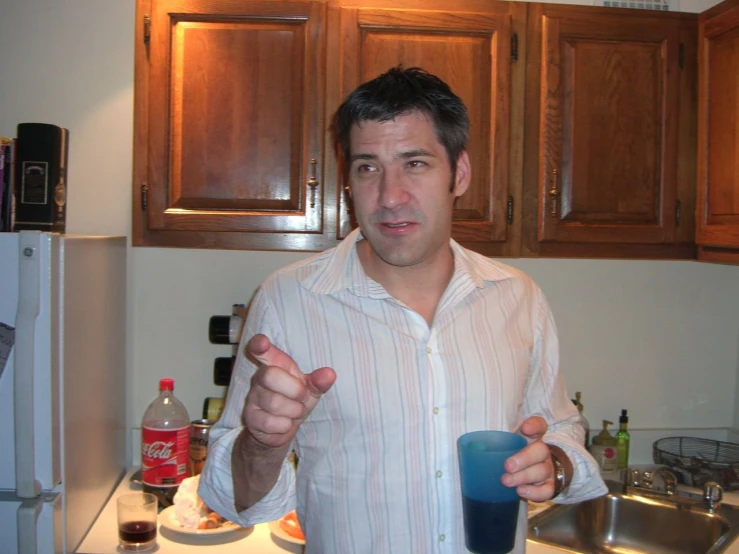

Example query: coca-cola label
[142,426,189,486]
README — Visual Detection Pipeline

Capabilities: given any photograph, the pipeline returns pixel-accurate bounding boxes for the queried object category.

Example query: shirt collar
[299,227,515,296]
[448,239,517,287]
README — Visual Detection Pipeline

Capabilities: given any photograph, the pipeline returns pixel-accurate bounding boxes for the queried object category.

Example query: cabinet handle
[344,185,352,214]
[307,159,319,208]
[548,168,559,218]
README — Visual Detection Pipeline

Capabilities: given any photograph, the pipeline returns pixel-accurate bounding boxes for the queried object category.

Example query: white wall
[1,0,736,467]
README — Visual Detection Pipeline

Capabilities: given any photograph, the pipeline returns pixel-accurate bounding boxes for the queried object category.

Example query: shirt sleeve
[198,286,297,525]
[523,285,608,504]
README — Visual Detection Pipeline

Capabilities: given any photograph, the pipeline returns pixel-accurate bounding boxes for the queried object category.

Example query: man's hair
[333,66,470,174]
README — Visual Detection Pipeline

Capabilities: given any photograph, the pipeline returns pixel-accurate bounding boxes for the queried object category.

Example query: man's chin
[370,245,421,268]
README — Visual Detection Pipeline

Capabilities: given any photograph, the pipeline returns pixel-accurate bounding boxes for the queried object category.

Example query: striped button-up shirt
[199,229,607,554]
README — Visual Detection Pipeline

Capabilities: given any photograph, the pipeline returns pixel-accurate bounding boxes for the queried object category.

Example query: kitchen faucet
[623,466,724,511]
[642,467,678,495]
[623,467,677,493]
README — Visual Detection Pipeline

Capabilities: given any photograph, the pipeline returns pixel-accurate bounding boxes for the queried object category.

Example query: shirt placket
[426,328,454,550]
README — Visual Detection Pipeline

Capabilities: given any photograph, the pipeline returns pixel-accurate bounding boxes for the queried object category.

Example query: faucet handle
[641,470,654,488]
[659,469,678,494]
[640,468,678,493]
[704,481,723,510]
[624,468,642,487]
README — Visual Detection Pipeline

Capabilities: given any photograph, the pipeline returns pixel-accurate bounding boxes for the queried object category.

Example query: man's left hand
[501,416,564,502]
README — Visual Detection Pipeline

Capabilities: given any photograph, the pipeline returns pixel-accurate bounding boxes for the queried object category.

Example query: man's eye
[356,164,376,173]
[407,160,427,169]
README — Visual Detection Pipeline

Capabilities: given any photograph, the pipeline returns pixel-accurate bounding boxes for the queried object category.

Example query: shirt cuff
[545,434,608,503]
[197,427,296,527]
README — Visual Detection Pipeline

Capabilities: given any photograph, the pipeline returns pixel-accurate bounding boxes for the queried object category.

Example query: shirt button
[439,534,446,542]
[426,346,432,354]
[436,470,443,478]
[433,407,440,415]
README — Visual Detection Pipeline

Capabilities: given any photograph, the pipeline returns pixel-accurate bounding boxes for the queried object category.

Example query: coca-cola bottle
[141,378,190,507]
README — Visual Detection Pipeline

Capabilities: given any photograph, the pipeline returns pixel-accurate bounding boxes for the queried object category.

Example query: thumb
[518,416,548,441]
[305,366,336,397]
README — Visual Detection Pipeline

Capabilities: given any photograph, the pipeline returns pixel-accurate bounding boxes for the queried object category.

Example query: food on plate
[198,510,225,529]
[172,475,207,528]
[279,510,305,541]
[172,475,229,530]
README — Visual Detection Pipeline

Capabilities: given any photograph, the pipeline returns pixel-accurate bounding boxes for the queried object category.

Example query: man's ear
[453,151,471,197]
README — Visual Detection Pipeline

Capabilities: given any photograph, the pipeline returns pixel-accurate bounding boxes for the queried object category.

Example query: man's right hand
[230,335,335,511]
[243,334,336,449]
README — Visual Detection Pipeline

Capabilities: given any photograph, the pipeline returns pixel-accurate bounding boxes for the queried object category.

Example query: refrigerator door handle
[15,231,43,498]
[17,497,42,554]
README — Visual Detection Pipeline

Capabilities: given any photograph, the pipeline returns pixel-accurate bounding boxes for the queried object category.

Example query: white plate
[159,506,246,536]
[268,519,306,545]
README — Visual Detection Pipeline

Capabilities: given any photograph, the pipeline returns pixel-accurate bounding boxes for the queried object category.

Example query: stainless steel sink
[528,479,739,554]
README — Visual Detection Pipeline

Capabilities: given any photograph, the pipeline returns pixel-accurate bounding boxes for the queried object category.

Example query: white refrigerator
[0,231,127,554]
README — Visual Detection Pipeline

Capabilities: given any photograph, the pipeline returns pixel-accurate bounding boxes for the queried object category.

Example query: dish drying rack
[653,436,739,491]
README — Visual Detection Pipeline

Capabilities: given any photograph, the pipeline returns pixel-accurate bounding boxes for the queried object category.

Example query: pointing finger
[256,365,310,403]
[247,334,301,376]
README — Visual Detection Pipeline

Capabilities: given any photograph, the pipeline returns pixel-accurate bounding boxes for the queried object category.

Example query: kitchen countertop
[79,467,739,554]
[76,469,303,554]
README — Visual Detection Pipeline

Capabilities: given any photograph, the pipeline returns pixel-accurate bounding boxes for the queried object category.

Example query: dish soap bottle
[616,409,630,469]
[591,420,618,472]
[572,391,591,448]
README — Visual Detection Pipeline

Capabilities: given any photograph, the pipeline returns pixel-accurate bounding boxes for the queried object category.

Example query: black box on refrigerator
[13,123,69,232]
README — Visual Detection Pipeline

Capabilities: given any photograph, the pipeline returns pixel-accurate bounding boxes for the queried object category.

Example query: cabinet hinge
[143,14,151,46]
[511,33,518,63]
[141,183,148,211]
[507,195,514,224]
[679,43,684,70]
[675,199,681,227]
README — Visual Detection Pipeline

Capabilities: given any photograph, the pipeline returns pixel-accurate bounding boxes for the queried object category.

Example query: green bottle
[616,409,630,469]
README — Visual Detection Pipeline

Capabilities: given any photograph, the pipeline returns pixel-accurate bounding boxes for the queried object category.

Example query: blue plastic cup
[458,430,528,554]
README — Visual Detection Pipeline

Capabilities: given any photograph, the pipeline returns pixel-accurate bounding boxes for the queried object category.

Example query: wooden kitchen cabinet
[696,0,739,264]
[133,0,336,250]
[134,0,526,253]
[133,0,703,260]
[327,0,526,257]
[521,4,698,259]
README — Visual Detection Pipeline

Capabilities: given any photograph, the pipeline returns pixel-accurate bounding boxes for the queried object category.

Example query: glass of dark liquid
[117,492,158,551]
[458,430,527,554]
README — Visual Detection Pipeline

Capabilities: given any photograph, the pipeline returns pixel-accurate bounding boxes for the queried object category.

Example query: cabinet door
[331,0,521,256]
[696,0,739,263]
[133,0,333,250]
[523,4,697,259]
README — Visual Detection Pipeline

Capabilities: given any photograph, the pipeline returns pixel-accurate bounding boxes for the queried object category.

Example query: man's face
[347,111,470,270]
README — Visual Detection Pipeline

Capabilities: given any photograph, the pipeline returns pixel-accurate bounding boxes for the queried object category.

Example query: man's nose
[378,170,410,208]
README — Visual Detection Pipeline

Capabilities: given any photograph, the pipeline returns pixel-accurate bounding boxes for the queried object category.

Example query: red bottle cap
[159,378,174,391]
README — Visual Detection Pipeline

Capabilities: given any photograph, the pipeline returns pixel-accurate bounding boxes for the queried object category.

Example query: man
[199,66,606,553]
